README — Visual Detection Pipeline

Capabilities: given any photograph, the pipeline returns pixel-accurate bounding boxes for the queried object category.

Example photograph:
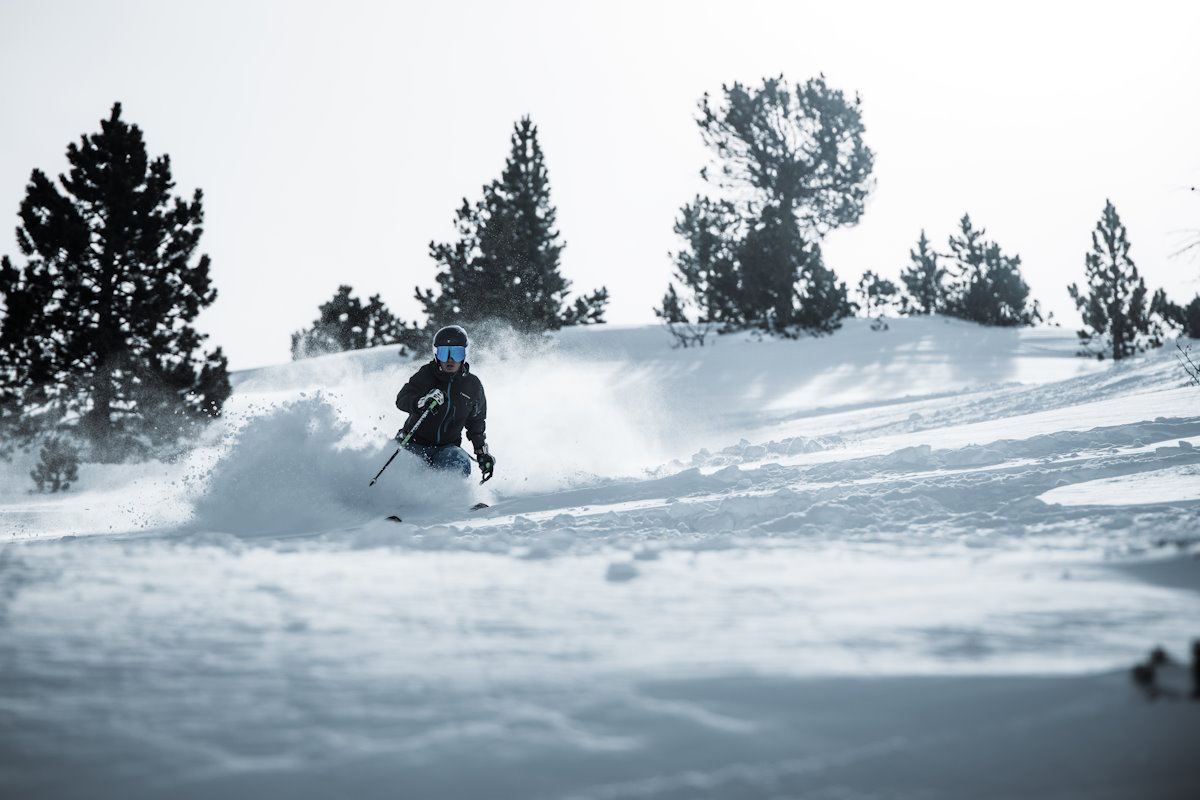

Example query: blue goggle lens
[435,345,466,362]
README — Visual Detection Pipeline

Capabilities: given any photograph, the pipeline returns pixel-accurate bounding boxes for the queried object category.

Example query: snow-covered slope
[2,317,1198,799]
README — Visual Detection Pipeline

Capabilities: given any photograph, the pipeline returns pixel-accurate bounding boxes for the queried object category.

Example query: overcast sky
[2,0,1197,369]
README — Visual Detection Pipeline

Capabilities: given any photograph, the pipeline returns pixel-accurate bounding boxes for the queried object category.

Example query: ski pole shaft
[369,448,401,486]
[368,400,438,486]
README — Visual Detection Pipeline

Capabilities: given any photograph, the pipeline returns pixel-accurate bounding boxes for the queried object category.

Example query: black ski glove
[475,444,495,482]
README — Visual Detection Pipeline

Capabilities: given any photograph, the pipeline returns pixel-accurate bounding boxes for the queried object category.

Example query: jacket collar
[429,359,470,381]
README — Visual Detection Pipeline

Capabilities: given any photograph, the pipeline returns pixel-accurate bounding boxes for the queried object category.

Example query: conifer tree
[736,208,808,329]
[664,74,871,334]
[696,74,874,234]
[291,285,415,360]
[421,117,607,333]
[899,230,944,314]
[943,214,989,321]
[1067,200,1161,359]
[660,196,743,327]
[943,214,1039,326]
[0,103,229,461]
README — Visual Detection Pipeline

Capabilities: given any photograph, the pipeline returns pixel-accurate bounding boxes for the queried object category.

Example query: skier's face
[438,355,462,374]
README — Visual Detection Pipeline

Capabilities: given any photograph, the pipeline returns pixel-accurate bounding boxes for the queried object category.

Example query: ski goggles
[435,345,467,362]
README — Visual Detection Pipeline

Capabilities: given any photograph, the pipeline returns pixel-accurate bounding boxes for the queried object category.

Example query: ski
[385,504,485,524]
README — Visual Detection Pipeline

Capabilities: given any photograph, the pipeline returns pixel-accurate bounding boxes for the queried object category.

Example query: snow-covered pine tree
[1068,200,1161,360]
[420,117,607,333]
[0,103,229,462]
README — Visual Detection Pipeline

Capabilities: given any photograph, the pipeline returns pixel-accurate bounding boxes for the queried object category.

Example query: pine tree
[660,196,743,327]
[793,246,855,333]
[1068,200,1160,360]
[899,230,944,314]
[736,208,807,329]
[291,285,416,360]
[0,103,229,461]
[421,117,607,333]
[734,211,851,334]
[943,214,1039,327]
[672,73,872,334]
[696,74,875,234]
[943,214,989,321]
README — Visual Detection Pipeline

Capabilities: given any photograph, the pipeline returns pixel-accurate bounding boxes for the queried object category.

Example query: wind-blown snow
[2,317,1198,799]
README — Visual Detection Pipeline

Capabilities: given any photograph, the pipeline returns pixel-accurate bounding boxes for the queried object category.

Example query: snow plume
[465,322,679,493]
[226,343,409,441]
[188,393,464,537]
[178,323,683,536]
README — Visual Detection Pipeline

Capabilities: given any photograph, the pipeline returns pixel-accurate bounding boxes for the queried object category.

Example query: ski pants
[403,441,471,477]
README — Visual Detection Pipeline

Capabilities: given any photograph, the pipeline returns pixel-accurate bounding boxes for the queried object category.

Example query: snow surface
[2,316,1198,798]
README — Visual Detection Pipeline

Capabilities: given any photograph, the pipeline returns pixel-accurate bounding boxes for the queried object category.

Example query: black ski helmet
[432,325,469,350]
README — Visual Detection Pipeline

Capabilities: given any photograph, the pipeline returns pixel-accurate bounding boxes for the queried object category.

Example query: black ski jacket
[395,360,487,450]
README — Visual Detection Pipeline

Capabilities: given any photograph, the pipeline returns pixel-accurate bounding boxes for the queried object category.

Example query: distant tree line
[291,285,418,360]
[894,215,1041,326]
[3,93,1197,492]
[653,75,1043,347]
[653,74,1198,363]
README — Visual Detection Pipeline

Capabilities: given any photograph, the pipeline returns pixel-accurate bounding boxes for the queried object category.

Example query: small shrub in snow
[655,286,714,348]
[1130,646,1195,701]
[30,437,79,493]
[858,270,898,331]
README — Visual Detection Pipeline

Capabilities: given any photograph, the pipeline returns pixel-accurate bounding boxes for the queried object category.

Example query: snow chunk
[605,562,639,582]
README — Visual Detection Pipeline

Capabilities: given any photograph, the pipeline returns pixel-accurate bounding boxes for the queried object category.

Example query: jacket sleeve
[465,382,487,450]
[395,368,427,414]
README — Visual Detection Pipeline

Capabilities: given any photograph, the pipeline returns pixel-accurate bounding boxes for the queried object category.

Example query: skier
[394,325,496,482]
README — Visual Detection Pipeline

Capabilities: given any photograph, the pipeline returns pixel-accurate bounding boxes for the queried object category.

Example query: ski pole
[468,452,494,484]
[369,400,438,486]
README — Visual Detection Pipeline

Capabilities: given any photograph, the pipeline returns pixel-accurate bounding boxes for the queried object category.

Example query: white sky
[2,0,1198,370]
